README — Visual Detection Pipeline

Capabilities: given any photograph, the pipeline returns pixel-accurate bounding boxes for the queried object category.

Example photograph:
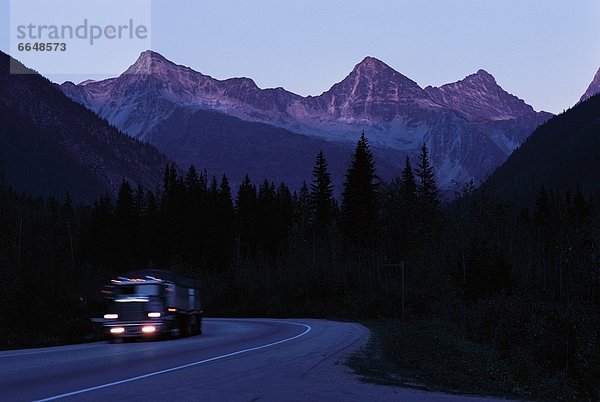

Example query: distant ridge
[0,51,170,202]
[60,50,552,191]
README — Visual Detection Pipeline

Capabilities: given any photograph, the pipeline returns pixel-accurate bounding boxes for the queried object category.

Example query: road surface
[0,318,508,401]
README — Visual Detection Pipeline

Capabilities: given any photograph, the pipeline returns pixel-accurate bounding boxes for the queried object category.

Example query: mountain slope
[580,67,600,102]
[146,107,401,191]
[60,51,552,190]
[425,69,539,122]
[0,52,170,202]
[482,94,600,205]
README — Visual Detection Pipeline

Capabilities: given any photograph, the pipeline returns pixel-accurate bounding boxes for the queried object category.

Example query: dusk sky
[1,0,599,114]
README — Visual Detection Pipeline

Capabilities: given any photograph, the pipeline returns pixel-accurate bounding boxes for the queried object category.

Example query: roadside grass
[348,319,525,400]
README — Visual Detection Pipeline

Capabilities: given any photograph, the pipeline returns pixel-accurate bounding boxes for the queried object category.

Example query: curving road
[0,319,507,401]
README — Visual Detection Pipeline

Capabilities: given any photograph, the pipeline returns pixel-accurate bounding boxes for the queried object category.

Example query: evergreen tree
[236,175,258,260]
[185,165,201,192]
[163,163,179,197]
[310,151,336,229]
[401,156,417,205]
[341,132,379,242]
[209,176,219,198]
[294,181,312,231]
[219,175,233,211]
[134,184,146,217]
[415,143,439,208]
[116,179,134,222]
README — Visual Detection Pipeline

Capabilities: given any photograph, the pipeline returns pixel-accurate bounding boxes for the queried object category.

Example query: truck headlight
[104,313,118,319]
[147,312,161,318]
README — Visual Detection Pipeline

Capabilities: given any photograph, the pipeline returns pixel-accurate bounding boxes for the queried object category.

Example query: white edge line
[34,320,312,402]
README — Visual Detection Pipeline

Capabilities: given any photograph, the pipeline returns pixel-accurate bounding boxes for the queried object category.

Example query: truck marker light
[147,312,161,318]
[142,326,156,333]
[104,313,118,319]
[110,327,125,334]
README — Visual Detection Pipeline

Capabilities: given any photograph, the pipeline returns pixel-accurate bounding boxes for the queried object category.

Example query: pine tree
[294,181,312,230]
[116,179,134,221]
[415,143,439,208]
[163,163,178,196]
[310,151,336,229]
[341,132,379,242]
[216,174,235,270]
[236,175,258,261]
[401,156,417,205]
[134,184,146,217]
[219,175,233,211]
[185,165,200,192]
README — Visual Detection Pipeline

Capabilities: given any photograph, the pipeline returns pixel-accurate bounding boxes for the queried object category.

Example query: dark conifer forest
[0,122,599,398]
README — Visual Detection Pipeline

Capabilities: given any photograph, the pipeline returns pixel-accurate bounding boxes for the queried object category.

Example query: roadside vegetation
[0,132,598,399]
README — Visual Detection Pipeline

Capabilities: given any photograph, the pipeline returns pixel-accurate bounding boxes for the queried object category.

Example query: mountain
[0,51,170,202]
[146,107,400,191]
[580,67,600,102]
[60,51,552,190]
[425,69,538,123]
[482,94,600,206]
[60,51,300,141]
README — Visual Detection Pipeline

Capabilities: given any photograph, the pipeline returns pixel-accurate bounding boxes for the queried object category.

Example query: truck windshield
[118,284,163,296]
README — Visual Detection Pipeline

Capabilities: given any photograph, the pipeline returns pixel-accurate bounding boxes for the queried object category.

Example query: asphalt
[0,318,510,401]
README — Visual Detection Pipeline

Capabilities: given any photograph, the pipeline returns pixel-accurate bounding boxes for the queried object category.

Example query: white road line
[34,320,312,401]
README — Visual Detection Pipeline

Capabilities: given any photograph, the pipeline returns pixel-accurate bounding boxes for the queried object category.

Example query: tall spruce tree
[294,181,312,231]
[310,151,336,229]
[236,175,258,260]
[341,132,379,242]
[415,143,439,208]
[401,156,417,205]
[219,175,233,211]
[185,165,201,192]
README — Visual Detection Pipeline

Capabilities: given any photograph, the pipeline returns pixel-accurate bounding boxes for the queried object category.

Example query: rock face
[0,51,170,202]
[61,51,552,190]
[580,67,600,102]
[424,69,536,122]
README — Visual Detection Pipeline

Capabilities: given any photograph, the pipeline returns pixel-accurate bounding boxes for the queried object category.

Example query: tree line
[0,132,598,398]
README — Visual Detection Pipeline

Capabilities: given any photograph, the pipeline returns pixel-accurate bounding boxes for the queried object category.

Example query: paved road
[0,318,507,401]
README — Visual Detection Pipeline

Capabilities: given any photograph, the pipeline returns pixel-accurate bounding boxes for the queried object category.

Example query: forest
[0,133,598,399]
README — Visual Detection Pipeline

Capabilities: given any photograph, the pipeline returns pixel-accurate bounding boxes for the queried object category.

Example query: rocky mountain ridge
[60,50,553,189]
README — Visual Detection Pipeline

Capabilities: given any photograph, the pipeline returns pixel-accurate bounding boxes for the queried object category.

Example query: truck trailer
[102,269,202,341]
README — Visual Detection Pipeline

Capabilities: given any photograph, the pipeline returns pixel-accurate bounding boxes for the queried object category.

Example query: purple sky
[2,0,599,113]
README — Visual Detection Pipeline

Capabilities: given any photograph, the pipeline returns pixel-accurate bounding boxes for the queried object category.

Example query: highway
[0,319,507,401]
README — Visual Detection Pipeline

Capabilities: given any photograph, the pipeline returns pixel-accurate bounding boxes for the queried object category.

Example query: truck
[101,269,202,341]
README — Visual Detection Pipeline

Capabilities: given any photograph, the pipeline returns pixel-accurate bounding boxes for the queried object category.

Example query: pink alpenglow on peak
[59,50,552,190]
[424,69,536,123]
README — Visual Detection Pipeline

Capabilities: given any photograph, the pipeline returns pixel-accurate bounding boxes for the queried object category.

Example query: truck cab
[102,270,202,341]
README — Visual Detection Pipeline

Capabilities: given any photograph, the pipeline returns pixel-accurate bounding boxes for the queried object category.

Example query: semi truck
[101,269,202,341]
